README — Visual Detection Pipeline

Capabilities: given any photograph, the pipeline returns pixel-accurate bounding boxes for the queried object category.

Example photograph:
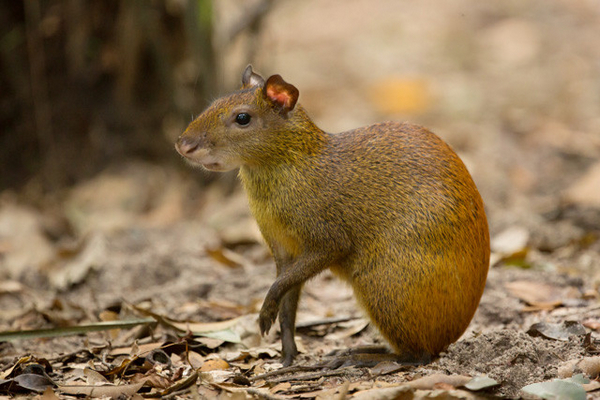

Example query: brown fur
[176,66,490,366]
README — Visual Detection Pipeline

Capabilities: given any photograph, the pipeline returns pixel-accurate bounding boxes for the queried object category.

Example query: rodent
[176,65,490,367]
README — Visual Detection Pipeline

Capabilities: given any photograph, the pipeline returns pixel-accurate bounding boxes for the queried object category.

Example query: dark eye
[235,113,251,126]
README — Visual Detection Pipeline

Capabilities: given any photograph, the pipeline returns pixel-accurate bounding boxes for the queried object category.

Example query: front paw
[258,300,278,336]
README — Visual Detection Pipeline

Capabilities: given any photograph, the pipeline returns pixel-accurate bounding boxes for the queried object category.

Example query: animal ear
[241,65,265,88]
[263,74,299,113]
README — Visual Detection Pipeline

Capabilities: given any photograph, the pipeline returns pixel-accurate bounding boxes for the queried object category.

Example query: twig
[296,316,362,330]
[267,367,354,384]
[249,364,319,382]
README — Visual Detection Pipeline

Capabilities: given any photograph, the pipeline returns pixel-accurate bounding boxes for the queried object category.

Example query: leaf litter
[1,175,599,398]
[3,1,600,397]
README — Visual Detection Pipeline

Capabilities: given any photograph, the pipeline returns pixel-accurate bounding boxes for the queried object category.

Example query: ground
[2,0,600,398]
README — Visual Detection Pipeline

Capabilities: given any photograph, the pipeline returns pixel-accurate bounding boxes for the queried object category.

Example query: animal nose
[176,135,201,155]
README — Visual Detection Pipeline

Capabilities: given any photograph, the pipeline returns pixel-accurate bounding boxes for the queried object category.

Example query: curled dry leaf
[199,370,234,384]
[205,245,245,268]
[563,161,600,208]
[47,233,106,290]
[527,321,586,341]
[464,375,500,391]
[583,319,600,330]
[41,387,60,400]
[558,357,600,379]
[325,318,370,341]
[59,381,145,397]
[504,280,565,309]
[200,358,230,372]
[406,373,472,390]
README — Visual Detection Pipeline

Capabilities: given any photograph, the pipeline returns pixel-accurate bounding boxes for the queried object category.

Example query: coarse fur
[176,66,490,366]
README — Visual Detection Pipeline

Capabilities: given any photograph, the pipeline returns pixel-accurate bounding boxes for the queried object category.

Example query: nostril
[176,135,201,155]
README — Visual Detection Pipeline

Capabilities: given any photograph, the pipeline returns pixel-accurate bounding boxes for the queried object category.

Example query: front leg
[279,284,302,366]
[259,251,336,337]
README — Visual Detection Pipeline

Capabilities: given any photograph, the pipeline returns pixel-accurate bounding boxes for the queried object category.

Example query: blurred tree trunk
[0,0,221,191]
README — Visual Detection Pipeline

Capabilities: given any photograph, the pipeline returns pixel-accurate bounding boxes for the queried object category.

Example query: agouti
[176,66,490,367]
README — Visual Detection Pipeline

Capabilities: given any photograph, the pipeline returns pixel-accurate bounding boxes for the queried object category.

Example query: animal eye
[235,113,251,126]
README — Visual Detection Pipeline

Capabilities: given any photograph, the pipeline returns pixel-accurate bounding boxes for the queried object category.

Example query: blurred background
[1,0,600,302]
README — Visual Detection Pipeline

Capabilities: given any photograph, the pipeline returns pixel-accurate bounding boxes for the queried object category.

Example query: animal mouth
[201,162,225,171]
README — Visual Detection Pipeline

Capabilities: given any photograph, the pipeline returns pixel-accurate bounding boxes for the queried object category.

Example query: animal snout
[176,134,203,155]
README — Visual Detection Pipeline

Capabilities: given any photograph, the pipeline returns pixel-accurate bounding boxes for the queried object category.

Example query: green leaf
[522,380,586,400]
[465,376,500,391]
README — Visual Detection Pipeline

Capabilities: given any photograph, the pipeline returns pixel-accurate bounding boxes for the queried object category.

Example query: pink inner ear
[267,86,292,108]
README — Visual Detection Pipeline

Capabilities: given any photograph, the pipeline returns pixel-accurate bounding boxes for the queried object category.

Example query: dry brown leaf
[564,161,600,208]
[167,315,242,333]
[583,380,600,392]
[83,367,109,385]
[199,370,234,384]
[0,280,24,294]
[139,372,171,389]
[270,382,291,393]
[352,384,414,400]
[325,318,369,341]
[505,280,564,309]
[407,373,472,390]
[200,358,229,372]
[47,233,106,290]
[205,245,245,268]
[370,361,404,376]
[40,387,60,400]
[109,341,163,357]
[187,351,205,369]
[579,357,600,378]
[583,319,600,330]
[59,382,145,397]
[0,203,55,278]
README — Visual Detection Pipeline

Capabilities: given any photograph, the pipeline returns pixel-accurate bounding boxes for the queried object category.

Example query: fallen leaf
[40,387,60,400]
[505,280,564,309]
[564,161,600,208]
[47,233,106,290]
[0,280,24,294]
[200,359,230,372]
[187,351,205,369]
[522,379,586,400]
[12,373,55,392]
[205,246,245,268]
[163,315,241,333]
[199,370,234,384]
[59,382,145,397]
[83,367,109,384]
[583,380,600,392]
[325,318,370,341]
[0,203,55,278]
[370,361,405,376]
[582,319,600,330]
[527,321,586,341]
[270,382,291,393]
[464,376,500,391]
[407,373,472,390]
